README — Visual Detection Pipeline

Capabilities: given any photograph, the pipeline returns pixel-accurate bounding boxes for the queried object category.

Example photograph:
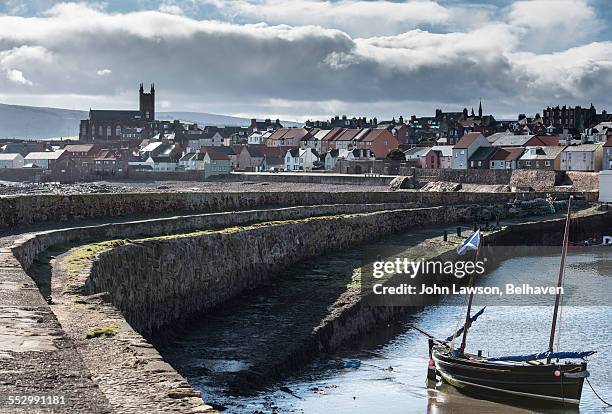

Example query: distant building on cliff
[79,83,155,142]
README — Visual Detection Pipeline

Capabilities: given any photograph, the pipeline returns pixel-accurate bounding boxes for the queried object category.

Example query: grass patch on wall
[63,239,131,277]
[85,325,119,339]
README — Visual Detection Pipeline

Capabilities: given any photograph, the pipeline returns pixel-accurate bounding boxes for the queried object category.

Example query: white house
[403,147,430,166]
[452,133,490,170]
[178,153,205,170]
[0,153,24,169]
[285,148,320,171]
[247,131,272,145]
[560,144,603,172]
[24,150,66,170]
[583,122,612,143]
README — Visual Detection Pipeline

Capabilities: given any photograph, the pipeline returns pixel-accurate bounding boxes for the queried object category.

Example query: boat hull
[432,346,587,405]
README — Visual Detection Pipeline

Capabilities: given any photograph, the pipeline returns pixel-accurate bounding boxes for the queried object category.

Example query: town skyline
[0,1,611,121]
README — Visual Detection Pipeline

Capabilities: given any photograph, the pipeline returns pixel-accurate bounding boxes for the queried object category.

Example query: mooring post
[443,230,448,242]
[456,227,462,237]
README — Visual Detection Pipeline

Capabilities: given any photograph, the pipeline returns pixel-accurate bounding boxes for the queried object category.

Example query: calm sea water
[167,241,611,413]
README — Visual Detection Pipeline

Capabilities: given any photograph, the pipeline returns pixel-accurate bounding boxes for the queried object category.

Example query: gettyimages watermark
[360,245,611,307]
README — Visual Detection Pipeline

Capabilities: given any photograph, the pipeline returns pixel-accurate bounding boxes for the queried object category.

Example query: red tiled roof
[204,147,231,160]
[491,147,525,161]
[335,128,361,142]
[64,144,95,153]
[454,132,483,149]
[533,135,560,146]
[359,128,389,142]
[267,128,310,142]
[321,127,344,142]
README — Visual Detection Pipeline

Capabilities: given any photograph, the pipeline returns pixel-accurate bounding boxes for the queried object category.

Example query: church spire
[478,99,483,118]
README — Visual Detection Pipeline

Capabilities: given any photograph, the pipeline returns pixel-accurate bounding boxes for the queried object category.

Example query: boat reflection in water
[425,378,580,414]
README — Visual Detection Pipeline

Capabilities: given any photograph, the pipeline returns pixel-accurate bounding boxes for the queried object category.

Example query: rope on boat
[586,378,612,407]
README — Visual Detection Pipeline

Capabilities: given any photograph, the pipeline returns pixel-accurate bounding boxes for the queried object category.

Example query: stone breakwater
[87,206,476,337]
[10,203,417,271]
[0,190,593,230]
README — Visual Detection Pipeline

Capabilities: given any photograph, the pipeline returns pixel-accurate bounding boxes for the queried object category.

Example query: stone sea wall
[87,206,476,337]
[10,203,416,270]
[0,190,590,230]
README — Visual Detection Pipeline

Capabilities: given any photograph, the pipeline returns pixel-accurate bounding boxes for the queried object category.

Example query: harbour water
[163,233,611,413]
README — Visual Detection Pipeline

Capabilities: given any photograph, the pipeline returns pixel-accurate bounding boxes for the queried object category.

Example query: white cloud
[507,0,603,51]
[204,0,458,37]
[159,4,183,15]
[96,68,112,76]
[5,69,33,85]
[0,2,609,118]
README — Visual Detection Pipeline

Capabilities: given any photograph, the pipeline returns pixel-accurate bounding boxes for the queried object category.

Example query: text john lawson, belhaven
[372,283,564,296]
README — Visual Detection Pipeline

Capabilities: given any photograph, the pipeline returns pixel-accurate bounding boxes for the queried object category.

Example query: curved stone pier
[0,190,597,413]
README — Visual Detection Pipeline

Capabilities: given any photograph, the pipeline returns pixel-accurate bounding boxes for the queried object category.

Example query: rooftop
[563,144,603,152]
[519,146,565,160]
[469,146,497,161]
[454,132,484,149]
[491,147,525,161]
[491,134,535,147]
[24,150,66,160]
[0,153,22,160]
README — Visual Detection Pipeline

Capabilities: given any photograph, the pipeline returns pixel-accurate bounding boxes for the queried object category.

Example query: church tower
[478,99,483,118]
[139,83,155,121]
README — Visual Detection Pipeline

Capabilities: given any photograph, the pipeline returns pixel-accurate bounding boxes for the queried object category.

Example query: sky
[0,0,611,121]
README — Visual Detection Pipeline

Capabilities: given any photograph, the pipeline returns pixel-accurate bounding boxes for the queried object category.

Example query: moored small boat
[422,196,596,407]
[430,343,591,405]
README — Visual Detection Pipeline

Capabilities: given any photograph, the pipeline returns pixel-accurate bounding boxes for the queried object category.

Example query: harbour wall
[83,207,612,386]
[86,206,476,337]
[10,203,416,270]
[0,190,592,230]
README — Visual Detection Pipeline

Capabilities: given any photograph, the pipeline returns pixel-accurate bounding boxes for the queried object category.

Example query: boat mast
[459,239,481,356]
[546,196,573,364]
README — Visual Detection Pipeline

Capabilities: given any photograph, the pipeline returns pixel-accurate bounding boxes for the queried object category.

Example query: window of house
[115,125,121,136]
[460,150,465,155]
[478,161,482,167]
[545,161,551,166]
[526,161,531,166]
[106,126,111,136]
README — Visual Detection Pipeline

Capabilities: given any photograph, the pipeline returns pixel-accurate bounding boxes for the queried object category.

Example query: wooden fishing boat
[429,343,591,405]
[425,196,595,406]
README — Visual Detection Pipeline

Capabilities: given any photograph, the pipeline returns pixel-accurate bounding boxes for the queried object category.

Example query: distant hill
[0,104,86,140]
[0,104,302,140]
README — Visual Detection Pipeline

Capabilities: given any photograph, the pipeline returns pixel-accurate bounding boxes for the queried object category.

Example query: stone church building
[79,84,155,141]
